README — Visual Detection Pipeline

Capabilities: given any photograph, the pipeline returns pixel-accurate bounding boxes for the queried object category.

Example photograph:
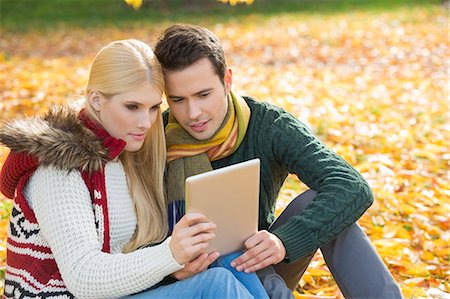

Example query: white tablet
[185,158,260,255]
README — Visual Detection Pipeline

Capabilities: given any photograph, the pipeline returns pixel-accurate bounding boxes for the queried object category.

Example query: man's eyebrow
[193,88,213,96]
[168,88,213,100]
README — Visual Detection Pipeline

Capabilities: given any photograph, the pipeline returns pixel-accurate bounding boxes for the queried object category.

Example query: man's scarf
[166,91,250,205]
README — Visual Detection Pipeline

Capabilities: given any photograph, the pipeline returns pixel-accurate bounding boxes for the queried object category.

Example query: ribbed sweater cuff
[272,227,317,263]
[149,238,185,274]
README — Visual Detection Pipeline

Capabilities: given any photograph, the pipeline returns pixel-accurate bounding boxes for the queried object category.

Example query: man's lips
[189,121,208,132]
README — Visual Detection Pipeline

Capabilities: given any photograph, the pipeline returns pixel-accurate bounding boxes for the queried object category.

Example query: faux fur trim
[0,106,109,172]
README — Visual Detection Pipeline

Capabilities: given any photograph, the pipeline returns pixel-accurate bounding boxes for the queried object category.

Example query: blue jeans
[125,267,261,299]
[210,251,269,299]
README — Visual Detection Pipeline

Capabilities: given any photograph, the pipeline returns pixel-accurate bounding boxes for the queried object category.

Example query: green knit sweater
[163,96,373,262]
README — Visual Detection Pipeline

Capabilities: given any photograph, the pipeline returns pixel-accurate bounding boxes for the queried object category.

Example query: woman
[0,39,267,298]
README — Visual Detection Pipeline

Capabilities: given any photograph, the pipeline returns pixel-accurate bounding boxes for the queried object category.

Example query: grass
[0,0,442,32]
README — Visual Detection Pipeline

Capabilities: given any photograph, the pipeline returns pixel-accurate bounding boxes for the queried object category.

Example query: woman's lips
[129,133,146,141]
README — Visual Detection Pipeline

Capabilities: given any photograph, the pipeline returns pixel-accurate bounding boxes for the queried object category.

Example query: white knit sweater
[23,161,183,299]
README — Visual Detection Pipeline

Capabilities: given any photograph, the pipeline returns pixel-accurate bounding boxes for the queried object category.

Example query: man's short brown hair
[154,24,227,85]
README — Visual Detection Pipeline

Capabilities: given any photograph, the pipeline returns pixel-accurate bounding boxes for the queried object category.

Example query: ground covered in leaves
[0,3,448,299]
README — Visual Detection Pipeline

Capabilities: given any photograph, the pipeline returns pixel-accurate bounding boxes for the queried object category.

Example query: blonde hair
[85,39,168,252]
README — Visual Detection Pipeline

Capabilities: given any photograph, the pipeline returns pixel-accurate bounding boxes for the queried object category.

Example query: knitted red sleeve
[0,151,38,199]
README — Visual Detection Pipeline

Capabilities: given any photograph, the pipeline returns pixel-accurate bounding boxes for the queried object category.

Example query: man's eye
[200,92,210,97]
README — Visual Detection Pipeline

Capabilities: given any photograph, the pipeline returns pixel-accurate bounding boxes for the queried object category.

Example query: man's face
[164,58,232,141]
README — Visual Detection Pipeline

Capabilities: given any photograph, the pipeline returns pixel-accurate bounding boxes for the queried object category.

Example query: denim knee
[204,268,253,299]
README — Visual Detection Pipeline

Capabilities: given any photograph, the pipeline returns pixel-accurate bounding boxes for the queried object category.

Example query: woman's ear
[88,90,102,112]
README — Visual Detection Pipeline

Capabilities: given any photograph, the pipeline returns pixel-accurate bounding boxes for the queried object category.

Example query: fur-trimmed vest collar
[0,106,125,198]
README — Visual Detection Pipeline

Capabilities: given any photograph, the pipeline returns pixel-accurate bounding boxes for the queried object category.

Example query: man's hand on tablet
[230,230,286,273]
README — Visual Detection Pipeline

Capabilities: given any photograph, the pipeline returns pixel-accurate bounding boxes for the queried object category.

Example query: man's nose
[187,101,201,120]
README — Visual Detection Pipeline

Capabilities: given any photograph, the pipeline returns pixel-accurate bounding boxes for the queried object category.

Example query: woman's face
[90,82,163,152]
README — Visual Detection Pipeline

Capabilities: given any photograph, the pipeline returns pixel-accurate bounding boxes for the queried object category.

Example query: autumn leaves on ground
[0,1,448,298]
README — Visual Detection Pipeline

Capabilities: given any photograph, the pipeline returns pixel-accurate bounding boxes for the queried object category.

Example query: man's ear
[224,68,233,94]
[88,90,102,112]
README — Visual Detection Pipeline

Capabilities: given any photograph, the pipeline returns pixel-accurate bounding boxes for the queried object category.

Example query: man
[155,24,403,299]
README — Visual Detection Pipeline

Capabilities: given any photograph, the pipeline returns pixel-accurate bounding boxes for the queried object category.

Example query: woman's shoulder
[24,165,88,208]
[28,164,81,193]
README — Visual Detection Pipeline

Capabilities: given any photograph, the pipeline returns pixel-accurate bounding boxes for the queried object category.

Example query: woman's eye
[126,105,138,110]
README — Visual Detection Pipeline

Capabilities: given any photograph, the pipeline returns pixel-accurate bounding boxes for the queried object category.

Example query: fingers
[169,213,218,265]
[173,213,217,238]
[173,253,209,280]
[173,213,217,249]
[232,242,267,271]
[184,221,217,236]
[189,231,215,245]
[176,231,215,255]
[177,213,209,228]
[169,234,213,265]
[243,230,265,249]
[230,232,266,266]
[240,249,279,273]
[230,230,286,273]
[202,251,220,268]
[191,251,220,272]
[173,219,216,249]
[172,251,220,280]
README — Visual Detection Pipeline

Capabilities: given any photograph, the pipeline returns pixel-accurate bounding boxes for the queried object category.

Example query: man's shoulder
[243,95,295,126]
[243,95,286,117]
